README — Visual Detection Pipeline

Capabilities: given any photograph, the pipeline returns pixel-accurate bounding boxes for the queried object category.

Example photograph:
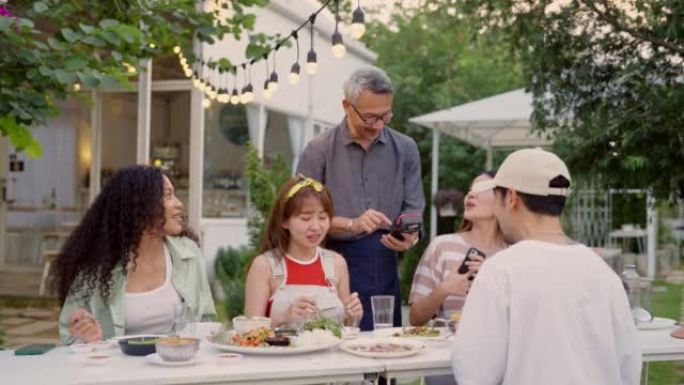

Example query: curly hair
[49,165,196,305]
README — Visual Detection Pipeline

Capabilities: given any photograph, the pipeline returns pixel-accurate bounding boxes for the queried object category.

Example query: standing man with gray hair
[297,66,425,331]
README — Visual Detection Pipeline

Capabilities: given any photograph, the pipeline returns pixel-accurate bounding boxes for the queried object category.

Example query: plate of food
[340,337,426,358]
[373,326,449,341]
[207,327,339,355]
[637,317,677,330]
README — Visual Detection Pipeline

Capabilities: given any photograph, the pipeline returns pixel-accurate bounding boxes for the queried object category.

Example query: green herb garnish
[302,316,342,338]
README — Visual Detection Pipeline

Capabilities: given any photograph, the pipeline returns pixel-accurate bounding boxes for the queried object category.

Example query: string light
[331,0,346,58]
[289,31,301,85]
[73,83,81,92]
[202,98,211,109]
[173,46,181,54]
[306,15,318,75]
[183,0,350,95]
[350,0,366,39]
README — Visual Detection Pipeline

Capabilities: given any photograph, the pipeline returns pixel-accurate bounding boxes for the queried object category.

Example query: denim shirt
[58,236,216,344]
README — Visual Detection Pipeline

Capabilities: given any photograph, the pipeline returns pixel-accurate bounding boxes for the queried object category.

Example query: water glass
[371,295,394,330]
[173,304,197,337]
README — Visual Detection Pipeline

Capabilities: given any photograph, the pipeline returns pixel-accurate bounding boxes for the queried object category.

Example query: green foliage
[648,281,684,384]
[1,0,273,157]
[461,0,684,199]
[214,245,256,322]
[244,142,292,249]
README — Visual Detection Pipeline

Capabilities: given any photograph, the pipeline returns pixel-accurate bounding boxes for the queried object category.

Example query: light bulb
[184,68,192,78]
[198,81,207,92]
[192,78,202,88]
[289,63,300,85]
[230,89,240,105]
[331,31,346,58]
[73,83,81,92]
[149,43,156,49]
[217,89,230,104]
[202,98,211,109]
[306,50,318,75]
[268,72,279,92]
[350,6,366,39]
[173,46,181,54]
[263,88,272,99]
[332,43,346,58]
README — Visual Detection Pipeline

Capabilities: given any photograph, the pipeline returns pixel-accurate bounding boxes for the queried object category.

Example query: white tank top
[124,246,181,335]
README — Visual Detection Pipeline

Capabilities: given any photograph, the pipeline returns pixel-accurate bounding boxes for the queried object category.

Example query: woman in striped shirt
[409,171,507,326]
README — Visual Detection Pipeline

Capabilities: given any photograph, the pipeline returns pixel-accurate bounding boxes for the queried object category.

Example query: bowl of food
[155,337,200,362]
[232,316,271,334]
[118,336,159,356]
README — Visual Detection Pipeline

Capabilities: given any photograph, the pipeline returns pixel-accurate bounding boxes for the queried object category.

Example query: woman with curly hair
[50,165,215,344]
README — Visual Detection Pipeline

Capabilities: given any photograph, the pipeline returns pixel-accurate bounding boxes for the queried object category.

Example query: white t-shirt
[124,246,181,335]
[452,240,641,385]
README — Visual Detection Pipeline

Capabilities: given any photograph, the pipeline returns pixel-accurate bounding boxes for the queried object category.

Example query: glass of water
[371,295,394,330]
[173,303,197,337]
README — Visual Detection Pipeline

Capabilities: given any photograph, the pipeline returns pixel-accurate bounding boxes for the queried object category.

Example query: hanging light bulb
[306,50,318,75]
[198,80,208,93]
[207,85,218,100]
[202,98,211,109]
[123,62,137,75]
[241,84,254,104]
[192,76,202,89]
[331,31,345,58]
[263,80,272,99]
[268,71,279,92]
[268,49,279,93]
[173,46,181,54]
[217,88,230,104]
[184,68,192,78]
[350,1,366,40]
[289,63,300,85]
[230,88,240,105]
[331,0,346,58]
[73,82,81,92]
[306,17,318,75]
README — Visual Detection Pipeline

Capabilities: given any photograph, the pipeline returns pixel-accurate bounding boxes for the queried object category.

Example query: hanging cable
[306,14,318,75]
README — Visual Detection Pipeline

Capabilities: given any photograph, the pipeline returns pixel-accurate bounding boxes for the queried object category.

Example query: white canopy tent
[409,88,658,278]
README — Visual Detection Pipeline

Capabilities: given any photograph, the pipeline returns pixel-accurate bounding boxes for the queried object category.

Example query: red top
[265,254,331,317]
[283,255,329,286]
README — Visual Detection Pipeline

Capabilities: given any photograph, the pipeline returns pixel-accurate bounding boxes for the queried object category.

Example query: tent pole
[430,129,440,241]
[646,190,657,278]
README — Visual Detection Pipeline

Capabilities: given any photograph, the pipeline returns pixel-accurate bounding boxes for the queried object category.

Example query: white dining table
[2,327,684,385]
[0,344,383,385]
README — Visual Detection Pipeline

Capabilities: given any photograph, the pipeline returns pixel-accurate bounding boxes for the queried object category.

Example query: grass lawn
[647,281,684,385]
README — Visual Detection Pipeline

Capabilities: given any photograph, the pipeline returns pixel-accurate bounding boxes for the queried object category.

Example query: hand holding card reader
[390,212,422,241]
[458,247,486,279]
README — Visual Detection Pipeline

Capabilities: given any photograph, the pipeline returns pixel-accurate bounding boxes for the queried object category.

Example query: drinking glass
[173,304,197,337]
[371,295,394,330]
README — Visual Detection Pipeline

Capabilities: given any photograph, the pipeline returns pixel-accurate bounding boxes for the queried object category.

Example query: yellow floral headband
[285,174,325,201]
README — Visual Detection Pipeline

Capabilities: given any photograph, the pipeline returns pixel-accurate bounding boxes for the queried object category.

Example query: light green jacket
[58,236,216,344]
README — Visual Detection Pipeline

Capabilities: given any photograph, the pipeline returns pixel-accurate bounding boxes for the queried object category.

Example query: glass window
[203,103,249,218]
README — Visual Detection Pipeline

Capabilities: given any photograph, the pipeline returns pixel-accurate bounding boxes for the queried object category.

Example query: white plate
[373,327,449,341]
[145,353,199,367]
[637,317,677,330]
[340,337,426,358]
[207,339,339,355]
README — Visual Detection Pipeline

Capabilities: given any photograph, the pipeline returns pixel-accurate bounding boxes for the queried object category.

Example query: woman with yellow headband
[244,175,363,327]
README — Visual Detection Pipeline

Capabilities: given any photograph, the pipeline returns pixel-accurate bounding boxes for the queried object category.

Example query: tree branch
[579,0,684,56]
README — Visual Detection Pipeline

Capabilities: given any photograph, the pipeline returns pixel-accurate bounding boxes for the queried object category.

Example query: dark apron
[327,231,402,331]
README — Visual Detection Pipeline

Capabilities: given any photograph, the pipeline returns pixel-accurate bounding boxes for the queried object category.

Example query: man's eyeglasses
[349,103,393,126]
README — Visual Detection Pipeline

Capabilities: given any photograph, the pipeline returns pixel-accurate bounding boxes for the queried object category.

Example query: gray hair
[343,66,394,104]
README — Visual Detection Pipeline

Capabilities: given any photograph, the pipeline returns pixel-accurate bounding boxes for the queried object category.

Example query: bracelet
[346,219,354,233]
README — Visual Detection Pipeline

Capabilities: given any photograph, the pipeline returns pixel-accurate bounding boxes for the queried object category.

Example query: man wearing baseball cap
[451,148,641,385]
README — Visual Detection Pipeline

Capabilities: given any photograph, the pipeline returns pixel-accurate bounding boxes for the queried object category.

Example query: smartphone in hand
[389,212,422,241]
[457,247,486,275]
